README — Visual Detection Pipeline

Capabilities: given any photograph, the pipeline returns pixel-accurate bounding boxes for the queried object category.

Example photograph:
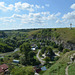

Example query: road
[0,48,19,57]
[36,50,45,65]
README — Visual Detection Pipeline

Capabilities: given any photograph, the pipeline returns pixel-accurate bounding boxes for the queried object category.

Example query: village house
[0,64,9,75]
[13,60,20,64]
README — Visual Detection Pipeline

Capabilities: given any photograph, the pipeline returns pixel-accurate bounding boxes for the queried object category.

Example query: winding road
[0,48,19,57]
[36,50,45,65]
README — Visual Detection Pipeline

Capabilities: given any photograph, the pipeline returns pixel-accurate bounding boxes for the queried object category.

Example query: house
[36,68,41,73]
[31,47,36,51]
[0,64,9,75]
[41,66,47,71]
[13,60,20,64]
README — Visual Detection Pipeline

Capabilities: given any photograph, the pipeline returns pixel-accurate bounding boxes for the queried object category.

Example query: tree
[58,44,63,52]
[0,43,13,53]
[20,42,31,59]
[28,51,35,58]
[45,47,55,59]
[13,53,20,59]
[20,56,27,65]
[63,49,70,54]
[28,51,36,65]
[37,43,41,49]
[41,47,47,54]
[44,57,51,63]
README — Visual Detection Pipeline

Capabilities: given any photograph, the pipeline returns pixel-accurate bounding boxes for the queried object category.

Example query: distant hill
[0,31,7,38]
[4,28,75,50]
[27,28,75,50]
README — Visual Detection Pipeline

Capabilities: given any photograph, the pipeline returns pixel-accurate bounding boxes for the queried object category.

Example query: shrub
[44,57,51,63]
[13,53,20,59]
[58,44,63,52]
[63,49,70,54]
[54,56,60,61]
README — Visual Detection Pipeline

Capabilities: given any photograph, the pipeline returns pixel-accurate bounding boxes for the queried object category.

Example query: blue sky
[0,0,75,30]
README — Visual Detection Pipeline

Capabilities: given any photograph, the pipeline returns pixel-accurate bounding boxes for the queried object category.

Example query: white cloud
[56,19,65,24]
[0,11,59,25]
[62,11,75,20]
[0,2,46,12]
[12,14,22,18]
[41,12,50,15]
[56,11,75,24]
[70,3,75,9]
[56,4,75,25]
[41,6,44,9]
[55,12,61,16]
[35,5,40,8]
[15,2,34,12]
[45,4,50,7]
[0,17,15,23]
[14,12,59,25]
[0,2,14,11]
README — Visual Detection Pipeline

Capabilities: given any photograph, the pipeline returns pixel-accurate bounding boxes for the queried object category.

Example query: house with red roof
[0,64,9,75]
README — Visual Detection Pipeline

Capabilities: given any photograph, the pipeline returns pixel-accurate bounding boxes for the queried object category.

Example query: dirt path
[65,65,70,75]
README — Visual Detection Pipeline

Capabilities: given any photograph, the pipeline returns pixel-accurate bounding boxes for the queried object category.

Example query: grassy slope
[4,28,75,44]
[68,63,75,75]
[43,51,75,75]
[55,28,75,43]
[28,28,75,43]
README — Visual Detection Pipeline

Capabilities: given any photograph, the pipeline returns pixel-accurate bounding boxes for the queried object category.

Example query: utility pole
[70,23,72,29]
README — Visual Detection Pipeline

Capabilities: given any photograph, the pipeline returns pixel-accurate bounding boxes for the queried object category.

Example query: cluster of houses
[0,64,9,75]
[33,65,47,75]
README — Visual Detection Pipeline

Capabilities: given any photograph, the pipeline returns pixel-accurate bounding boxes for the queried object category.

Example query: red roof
[36,68,41,73]
[0,64,8,73]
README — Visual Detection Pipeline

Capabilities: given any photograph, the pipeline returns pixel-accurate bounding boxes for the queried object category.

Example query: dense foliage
[0,43,13,53]
[20,42,40,65]
[0,31,7,37]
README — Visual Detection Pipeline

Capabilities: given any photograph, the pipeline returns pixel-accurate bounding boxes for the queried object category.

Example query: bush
[39,51,42,57]
[63,49,70,54]
[58,44,63,52]
[54,56,60,61]
[44,57,51,63]
[41,47,47,54]
[53,43,58,48]
[13,53,20,59]
[20,56,27,65]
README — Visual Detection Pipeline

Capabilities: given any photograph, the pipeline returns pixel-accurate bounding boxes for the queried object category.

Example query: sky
[0,0,75,30]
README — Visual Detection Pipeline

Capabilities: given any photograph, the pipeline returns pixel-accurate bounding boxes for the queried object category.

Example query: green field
[68,63,75,75]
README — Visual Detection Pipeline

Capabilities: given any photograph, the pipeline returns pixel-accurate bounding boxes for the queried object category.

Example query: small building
[31,47,36,51]
[0,64,9,75]
[41,66,47,71]
[13,60,20,64]
[36,68,41,73]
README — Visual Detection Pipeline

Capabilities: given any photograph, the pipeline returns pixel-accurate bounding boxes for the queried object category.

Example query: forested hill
[27,28,75,50]
[0,31,7,38]
[3,28,75,50]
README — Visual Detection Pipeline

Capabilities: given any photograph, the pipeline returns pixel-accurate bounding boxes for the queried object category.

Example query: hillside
[0,31,7,38]
[43,51,75,75]
[28,28,75,50]
[4,28,75,50]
